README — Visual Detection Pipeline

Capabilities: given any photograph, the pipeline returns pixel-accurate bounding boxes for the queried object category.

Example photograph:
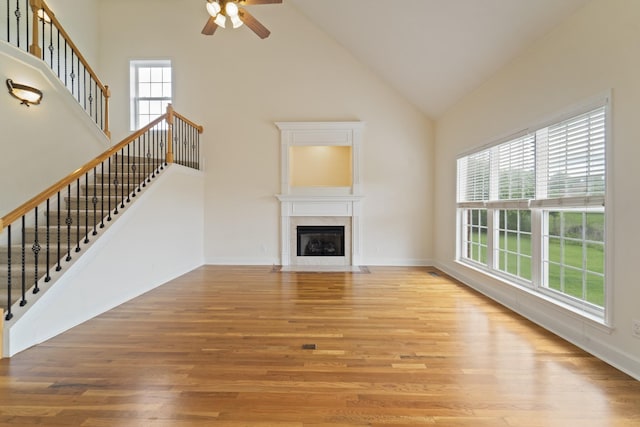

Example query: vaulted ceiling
[289,0,591,118]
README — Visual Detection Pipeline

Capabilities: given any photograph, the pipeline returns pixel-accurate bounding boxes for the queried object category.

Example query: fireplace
[297,226,345,257]
[275,121,364,268]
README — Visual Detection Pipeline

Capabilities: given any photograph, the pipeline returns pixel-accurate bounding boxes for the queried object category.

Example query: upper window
[456,100,608,320]
[130,60,172,130]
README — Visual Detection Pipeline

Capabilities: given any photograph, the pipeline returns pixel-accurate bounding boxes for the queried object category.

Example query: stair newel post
[166,104,174,165]
[28,0,43,59]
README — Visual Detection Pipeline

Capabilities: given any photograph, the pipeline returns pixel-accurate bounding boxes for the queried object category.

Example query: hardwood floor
[0,266,638,426]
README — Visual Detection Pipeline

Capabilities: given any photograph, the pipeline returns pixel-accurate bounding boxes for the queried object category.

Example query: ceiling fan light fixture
[214,13,226,28]
[225,2,239,17]
[206,1,221,17]
[230,14,243,28]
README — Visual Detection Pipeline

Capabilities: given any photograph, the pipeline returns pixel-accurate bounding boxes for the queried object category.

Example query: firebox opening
[297,226,345,257]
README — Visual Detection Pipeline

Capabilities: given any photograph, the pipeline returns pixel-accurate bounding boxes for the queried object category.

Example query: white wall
[5,165,205,356]
[434,0,640,379]
[97,0,435,266]
[45,0,100,67]
[0,42,109,218]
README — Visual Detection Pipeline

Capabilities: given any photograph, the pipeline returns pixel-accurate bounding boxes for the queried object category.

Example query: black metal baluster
[6,225,13,321]
[195,126,199,169]
[65,185,72,261]
[142,134,147,187]
[189,121,192,167]
[84,173,89,244]
[64,39,67,87]
[32,207,40,295]
[6,1,9,43]
[119,149,125,209]
[131,138,137,197]
[150,130,156,178]
[48,14,53,66]
[57,29,60,78]
[100,90,104,131]
[75,178,81,252]
[39,5,44,59]
[126,145,131,203]
[45,198,51,282]
[92,167,98,236]
[175,120,179,166]
[78,58,82,101]
[70,51,75,95]
[89,80,94,119]
[24,0,28,49]
[196,126,200,169]
[76,56,81,103]
[20,215,26,306]
[100,162,106,228]
[175,120,179,165]
[56,191,62,271]
[83,69,87,110]
[14,0,20,49]
[107,157,112,221]
[146,133,152,184]
[113,154,119,215]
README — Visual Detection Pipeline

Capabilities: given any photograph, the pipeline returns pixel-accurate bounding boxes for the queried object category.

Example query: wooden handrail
[174,111,204,134]
[34,1,108,95]
[26,0,110,136]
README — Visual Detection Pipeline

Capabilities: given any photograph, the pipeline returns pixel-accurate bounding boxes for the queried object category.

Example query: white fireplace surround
[275,122,364,267]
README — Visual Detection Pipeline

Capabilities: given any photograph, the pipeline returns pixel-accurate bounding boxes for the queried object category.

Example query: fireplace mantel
[275,121,364,267]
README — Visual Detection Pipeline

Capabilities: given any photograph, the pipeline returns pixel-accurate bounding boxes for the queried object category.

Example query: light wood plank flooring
[0,266,638,426]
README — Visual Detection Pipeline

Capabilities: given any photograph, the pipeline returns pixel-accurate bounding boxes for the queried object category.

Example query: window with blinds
[542,107,606,199]
[457,106,606,207]
[457,150,490,203]
[456,100,608,318]
[497,135,536,200]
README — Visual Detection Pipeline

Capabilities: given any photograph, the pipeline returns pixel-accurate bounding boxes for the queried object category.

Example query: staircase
[0,157,164,315]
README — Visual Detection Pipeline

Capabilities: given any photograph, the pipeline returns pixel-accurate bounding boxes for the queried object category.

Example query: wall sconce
[6,79,43,106]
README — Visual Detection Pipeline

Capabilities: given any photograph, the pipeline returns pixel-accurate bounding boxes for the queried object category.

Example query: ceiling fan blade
[239,0,283,5]
[239,8,271,39]
[201,16,219,35]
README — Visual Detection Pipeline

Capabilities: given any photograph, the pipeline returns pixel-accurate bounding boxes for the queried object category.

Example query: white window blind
[497,135,536,200]
[457,150,490,202]
[541,107,606,199]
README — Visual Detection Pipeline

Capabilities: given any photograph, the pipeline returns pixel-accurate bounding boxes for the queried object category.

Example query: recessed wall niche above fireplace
[275,121,363,267]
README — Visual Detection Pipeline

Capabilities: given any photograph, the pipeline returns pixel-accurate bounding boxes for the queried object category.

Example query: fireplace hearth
[297,226,345,257]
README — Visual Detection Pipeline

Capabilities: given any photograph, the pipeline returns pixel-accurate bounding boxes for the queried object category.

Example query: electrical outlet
[633,319,640,339]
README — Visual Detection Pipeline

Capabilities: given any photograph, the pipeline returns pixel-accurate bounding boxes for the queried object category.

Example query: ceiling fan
[201,0,283,39]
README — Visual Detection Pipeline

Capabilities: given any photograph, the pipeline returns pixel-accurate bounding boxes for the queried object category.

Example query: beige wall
[97,0,435,265]
[0,43,109,218]
[45,0,100,67]
[435,0,640,376]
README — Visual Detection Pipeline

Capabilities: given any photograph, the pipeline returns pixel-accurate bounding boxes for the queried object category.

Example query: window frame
[129,59,173,131]
[456,94,611,324]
